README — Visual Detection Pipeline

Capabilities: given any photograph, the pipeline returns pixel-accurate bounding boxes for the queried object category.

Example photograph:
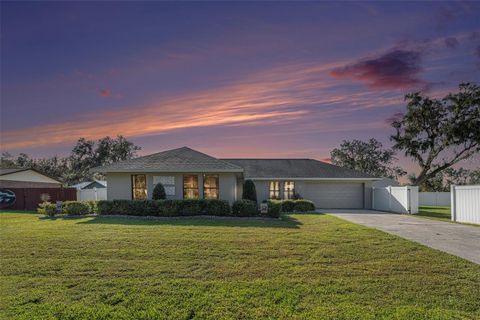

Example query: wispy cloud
[1,59,403,150]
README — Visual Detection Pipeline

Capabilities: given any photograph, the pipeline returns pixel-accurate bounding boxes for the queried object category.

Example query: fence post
[406,186,411,214]
[450,185,456,222]
[388,186,392,211]
[372,187,375,210]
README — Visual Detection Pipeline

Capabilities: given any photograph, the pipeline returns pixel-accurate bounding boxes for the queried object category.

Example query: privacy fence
[418,192,451,206]
[77,188,107,201]
[451,185,480,225]
[372,186,419,214]
[0,188,77,211]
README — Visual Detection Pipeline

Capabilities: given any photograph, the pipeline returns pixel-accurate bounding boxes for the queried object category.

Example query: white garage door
[302,182,364,209]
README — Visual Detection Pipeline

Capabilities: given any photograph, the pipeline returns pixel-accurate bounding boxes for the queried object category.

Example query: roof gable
[94,147,243,173]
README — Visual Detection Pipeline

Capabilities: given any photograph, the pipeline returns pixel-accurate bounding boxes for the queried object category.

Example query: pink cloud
[99,89,111,97]
[330,49,425,89]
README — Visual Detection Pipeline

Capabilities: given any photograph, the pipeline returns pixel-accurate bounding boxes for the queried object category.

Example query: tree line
[1,83,478,191]
[1,136,140,186]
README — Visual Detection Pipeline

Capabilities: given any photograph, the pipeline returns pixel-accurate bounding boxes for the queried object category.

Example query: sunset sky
[1,1,480,174]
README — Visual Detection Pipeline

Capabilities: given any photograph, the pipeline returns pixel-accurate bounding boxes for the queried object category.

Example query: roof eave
[92,168,244,173]
[247,177,381,181]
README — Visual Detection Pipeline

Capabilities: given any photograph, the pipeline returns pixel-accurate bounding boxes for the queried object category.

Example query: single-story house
[71,180,107,190]
[93,147,380,209]
[0,167,62,188]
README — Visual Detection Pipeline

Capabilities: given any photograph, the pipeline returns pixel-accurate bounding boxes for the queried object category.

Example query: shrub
[280,200,295,212]
[83,200,98,214]
[232,200,257,217]
[294,200,315,212]
[204,199,230,216]
[63,201,91,215]
[152,183,166,200]
[97,200,114,215]
[37,202,57,217]
[177,199,204,216]
[112,200,132,215]
[265,200,282,218]
[157,200,179,216]
[242,180,257,202]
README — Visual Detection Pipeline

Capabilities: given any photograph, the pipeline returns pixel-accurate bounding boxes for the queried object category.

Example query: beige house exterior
[94,147,380,208]
[0,168,62,188]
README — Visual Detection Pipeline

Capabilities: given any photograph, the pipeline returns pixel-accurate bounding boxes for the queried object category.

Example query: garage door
[302,182,364,209]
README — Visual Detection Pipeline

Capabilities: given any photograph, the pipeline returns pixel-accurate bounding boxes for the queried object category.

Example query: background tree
[242,180,257,202]
[1,135,141,185]
[391,83,480,186]
[330,138,405,179]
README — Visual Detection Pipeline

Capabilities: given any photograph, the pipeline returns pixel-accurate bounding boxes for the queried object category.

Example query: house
[0,167,62,188]
[71,180,107,190]
[93,147,380,209]
[71,181,107,201]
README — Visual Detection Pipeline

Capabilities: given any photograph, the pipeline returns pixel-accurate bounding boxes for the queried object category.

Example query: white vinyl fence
[77,188,107,201]
[372,186,419,214]
[451,185,480,225]
[419,192,451,206]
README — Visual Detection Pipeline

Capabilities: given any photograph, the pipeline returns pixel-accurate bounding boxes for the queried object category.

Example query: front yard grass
[417,206,451,222]
[1,212,479,320]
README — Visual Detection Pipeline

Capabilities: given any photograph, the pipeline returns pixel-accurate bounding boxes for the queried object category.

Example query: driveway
[321,209,480,264]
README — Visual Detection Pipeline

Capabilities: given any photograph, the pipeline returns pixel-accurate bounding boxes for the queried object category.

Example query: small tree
[152,183,166,200]
[242,180,257,202]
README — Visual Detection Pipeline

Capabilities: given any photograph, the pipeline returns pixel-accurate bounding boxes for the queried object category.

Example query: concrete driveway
[320,209,480,264]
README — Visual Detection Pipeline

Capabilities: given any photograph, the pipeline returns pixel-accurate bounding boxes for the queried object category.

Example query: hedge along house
[93,147,380,209]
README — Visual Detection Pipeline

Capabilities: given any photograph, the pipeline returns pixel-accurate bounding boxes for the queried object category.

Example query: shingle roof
[0,167,28,176]
[221,159,378,179]
[93,147,243,173]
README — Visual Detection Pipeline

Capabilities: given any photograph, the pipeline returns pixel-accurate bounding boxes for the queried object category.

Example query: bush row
[38,198,315,218]
[267,199,316,213]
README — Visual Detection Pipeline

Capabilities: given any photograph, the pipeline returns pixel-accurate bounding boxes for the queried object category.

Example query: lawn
[417,206,451,222]
[1,212,479,320]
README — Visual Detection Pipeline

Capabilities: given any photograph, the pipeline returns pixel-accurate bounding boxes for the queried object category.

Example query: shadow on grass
[75,214,304,229]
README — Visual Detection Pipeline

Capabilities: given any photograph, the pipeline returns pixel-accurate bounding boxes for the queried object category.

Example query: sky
[1,1,480,175]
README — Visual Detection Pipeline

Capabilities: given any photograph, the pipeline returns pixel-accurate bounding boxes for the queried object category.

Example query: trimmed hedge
[231,200,257,217]
[293,200,316,212]
[63,201,91,215]
[265,200,282,218]
[96,199,231,217]
[266,199,316,213]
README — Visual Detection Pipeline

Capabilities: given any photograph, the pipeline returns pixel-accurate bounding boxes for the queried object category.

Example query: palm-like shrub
[242,180,257,202]
[152,183,166,200]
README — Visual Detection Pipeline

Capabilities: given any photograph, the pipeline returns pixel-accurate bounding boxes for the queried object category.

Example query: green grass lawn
[1,212,479,320]
[417,206,451,222]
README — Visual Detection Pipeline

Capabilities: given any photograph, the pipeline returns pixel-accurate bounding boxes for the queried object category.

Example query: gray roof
[221,159,378,179]
[0,167,28,176]
[93,147,243,173]
[71,180,107,189]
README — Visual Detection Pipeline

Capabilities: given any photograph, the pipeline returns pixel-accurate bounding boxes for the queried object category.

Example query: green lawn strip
[1,212,479,319]
[415,206,451,222]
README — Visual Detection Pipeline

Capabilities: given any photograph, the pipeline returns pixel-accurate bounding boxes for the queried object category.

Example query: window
[132,174,147,200]
[284,181,295,199]
[153,176,175,196]
[269,181,280,199]
[183,175,199,199]
[203,174,219,199]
